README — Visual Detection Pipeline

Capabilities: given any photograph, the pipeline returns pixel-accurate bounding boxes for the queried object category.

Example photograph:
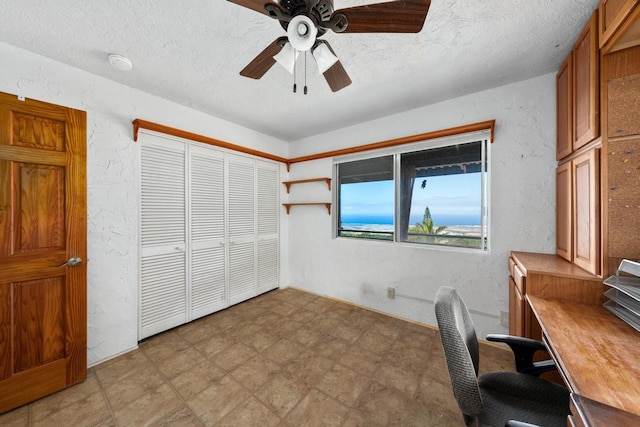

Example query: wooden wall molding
[287,120,495,167]
[132,118,495,170]
[132,118,289,164]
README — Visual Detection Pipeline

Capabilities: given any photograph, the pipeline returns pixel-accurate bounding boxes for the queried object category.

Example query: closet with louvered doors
[139,132,279,340]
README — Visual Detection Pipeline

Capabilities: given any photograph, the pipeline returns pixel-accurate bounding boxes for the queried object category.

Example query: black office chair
[434,286,570,427]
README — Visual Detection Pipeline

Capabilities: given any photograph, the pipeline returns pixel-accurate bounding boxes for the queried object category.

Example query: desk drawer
[508,256,516,278]
[513,264,526,294]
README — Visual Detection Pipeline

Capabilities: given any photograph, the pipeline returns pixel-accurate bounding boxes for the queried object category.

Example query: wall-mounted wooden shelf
[283,203,331,215]
[282,177,331,193]
[282,177,332,215]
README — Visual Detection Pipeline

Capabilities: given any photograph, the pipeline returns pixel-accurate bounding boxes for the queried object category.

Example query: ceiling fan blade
[323,60,352,92]
[228,0,282,15]
[317,42,351,92]
[240,37,288,79]
[329,0,431,33]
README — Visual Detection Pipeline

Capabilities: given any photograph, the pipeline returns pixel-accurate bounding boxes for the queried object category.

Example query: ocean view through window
[335,137,489,249]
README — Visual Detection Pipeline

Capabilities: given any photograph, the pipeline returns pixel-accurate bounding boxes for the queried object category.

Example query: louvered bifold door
[227,154,257,305]
[190,145,227,319]
[257,160,279,294]
[140,135,187,339]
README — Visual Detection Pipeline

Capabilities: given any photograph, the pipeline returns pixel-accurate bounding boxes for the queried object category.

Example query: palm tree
[414,206,447,235]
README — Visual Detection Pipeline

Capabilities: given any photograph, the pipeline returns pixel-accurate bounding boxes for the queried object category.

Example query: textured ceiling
[0,0,599,141]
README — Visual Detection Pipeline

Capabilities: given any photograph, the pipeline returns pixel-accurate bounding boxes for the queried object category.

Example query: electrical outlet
[500,311,509,328]
[387,287,396,299]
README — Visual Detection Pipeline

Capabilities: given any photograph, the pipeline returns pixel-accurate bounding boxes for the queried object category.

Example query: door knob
[55,257,83,268]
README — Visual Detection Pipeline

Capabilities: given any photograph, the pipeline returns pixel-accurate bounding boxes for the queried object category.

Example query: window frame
[333,131,491,251]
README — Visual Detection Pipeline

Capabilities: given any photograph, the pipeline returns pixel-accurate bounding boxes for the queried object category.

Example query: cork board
[608,139,640,258]
[608,73,640,138]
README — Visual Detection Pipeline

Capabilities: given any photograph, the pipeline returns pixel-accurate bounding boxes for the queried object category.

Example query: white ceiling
[0,0,599,142]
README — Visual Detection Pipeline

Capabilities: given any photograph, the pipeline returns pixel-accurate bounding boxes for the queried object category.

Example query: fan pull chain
[293,49,297,93]
[304,51,308,95]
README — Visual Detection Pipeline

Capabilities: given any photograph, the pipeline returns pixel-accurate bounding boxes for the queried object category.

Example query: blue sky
[340,173,481,223]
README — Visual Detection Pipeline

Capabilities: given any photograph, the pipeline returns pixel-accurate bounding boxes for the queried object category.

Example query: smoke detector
[108,54,133,71]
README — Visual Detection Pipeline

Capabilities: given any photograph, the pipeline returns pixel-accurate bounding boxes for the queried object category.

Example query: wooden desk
[571,394,640,427]
[527,295,640,417]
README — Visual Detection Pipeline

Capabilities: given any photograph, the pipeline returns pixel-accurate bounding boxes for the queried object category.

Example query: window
[336,136,489,250]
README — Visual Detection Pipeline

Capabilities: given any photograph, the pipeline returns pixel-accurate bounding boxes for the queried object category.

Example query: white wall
[0,42,290,366]
[286,74,558,338]
[0,40,558,365]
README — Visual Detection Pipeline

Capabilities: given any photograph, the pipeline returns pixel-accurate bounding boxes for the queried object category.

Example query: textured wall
[0,42,289,366]
[286,74,557,338]
[0,40,557,365]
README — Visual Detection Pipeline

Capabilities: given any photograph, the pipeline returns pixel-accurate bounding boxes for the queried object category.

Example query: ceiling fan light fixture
[273,42,299,74]
[287,15,318,52]
[312,43,339,74]
[231,0,432,92]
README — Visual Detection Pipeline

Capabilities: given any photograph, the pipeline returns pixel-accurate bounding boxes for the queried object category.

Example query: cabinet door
[140,136,187,339]
[227,154,257,305]
[257,160,279,294]
[573,11,600,151]
[557,53,573,160]
[573,148,600,275]
[599,0,639,49]
[508,276,524,337]
[190,146,226,319]
[556,161,573,261]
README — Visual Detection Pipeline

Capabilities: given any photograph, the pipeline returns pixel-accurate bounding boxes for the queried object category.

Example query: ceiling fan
[228,0,432,92]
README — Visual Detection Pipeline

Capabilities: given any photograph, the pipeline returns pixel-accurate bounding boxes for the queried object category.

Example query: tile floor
[0,288,514,426]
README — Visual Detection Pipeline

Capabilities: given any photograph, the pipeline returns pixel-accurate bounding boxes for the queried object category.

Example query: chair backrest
[434,286,483,420]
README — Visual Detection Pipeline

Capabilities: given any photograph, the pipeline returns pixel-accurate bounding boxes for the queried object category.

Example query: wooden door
[0,92,87,413]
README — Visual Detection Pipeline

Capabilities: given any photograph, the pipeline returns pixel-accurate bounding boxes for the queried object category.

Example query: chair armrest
[486,334,557,376]
[505,421,539,427]
[486,334,547,351]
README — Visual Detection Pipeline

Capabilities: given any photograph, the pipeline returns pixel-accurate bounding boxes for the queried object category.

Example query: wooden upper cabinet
[600,0,636,45]
[573,10,600,151]
[556,53,573,160]
[600,0,640,51]
[556,161,573,261]
[572,147,600,275]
